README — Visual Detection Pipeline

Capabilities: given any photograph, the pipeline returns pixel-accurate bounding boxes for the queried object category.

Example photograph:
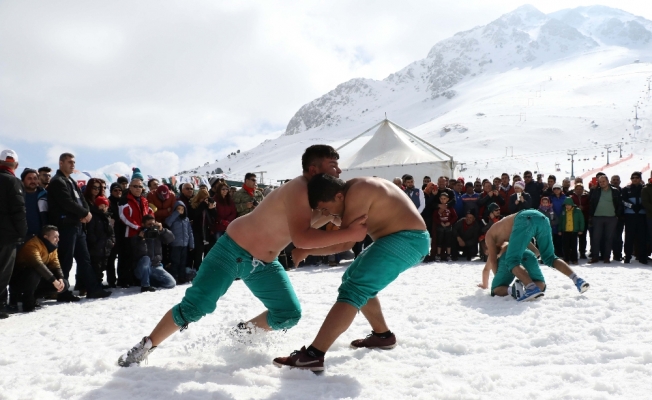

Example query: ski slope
[2,259,652,399]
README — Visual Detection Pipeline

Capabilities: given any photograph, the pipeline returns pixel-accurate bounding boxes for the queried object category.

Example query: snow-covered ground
[2,259,652,399]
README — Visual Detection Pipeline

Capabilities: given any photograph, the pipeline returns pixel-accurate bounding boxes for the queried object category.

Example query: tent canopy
[337,119,456,181]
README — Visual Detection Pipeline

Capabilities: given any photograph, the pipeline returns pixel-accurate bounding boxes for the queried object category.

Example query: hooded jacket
[559,199,585,232]
[147,190,176,223]
[166,200,195,248]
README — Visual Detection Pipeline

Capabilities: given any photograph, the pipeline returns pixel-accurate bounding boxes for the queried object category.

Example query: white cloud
[45,145,76,165]
[127,149,180,178]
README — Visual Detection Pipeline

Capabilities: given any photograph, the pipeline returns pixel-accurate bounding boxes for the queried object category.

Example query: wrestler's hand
[292,248,309,267]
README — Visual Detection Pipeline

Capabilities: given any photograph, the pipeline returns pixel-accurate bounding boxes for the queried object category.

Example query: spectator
[118,176,153,287]
[498,173,514,215]
[523,170,544,210]
[131,215,176,292]
[403,174,425,214]
[208,177,221,197]
[641,176,652,260]
[588,175,622,264]
[562,178,572,196]
[538,197,558,237]
[147,185,175,224]
[570,183,590,259]
[421,176,431,190]
[188,188,217,269]
[621,172,647,264]
[550,183,567,256]
[212,182,237,242]
[477,181,504,219]
[83,178,104,212]
[543,175,557,197]
[37,166,51,189]
[177,183,194,210]
[435,176,456,207]
[460,182,480,215]
[610,174,625,261]
[229,186,237,198]
[479,203,501,261]
[106,183,123,288]
[86,196,115,286]
[453,180,465,218]
[508,180,531,213]
[558,198,585,265]
[117,176,129,191]
[147,178,159,195]
[452,209,480,261]
[9,226,67,312]
[473,180,483,194]
[165,201,194,284]
[47,152,110,300]
[512,174,522,185]
[432,192,457,261]
[233,173,264,217]
[0,149,27,318]
[21,168,48,238]
[492,177,502,190]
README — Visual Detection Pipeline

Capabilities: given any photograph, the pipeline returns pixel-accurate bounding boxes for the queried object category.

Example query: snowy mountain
[198,5,652,184]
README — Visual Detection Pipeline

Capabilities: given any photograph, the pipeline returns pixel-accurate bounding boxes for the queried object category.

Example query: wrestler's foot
[575,278,590,293]
[350,331,397,350]
[517,286,544,302]
[118,336,156,367]
[509,280,525,300]
[273,346,324,372]
[228,321,254,344]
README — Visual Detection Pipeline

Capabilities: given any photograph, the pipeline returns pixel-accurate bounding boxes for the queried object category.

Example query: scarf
[500,184,511,191]
[243,185,255,197]
[39,234,58,252]
[0,165,15,176]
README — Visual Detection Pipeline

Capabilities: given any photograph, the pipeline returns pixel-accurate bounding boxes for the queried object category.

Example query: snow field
[2,260,652,399]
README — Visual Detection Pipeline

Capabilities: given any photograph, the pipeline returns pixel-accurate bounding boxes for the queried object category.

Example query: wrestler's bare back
[225,176,319,262]
[341,177,426,240]
[484,213,517,248]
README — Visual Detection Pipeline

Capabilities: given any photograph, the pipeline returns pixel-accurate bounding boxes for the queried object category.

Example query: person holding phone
[509,181,532,214]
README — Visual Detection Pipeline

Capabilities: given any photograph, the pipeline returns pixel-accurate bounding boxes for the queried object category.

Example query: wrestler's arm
[527,241,540,257]
[479,230,499,289]
[310,209,338,228]
[286,183,366,249]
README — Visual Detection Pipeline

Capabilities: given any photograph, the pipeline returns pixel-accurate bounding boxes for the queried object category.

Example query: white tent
[337,119,457,181]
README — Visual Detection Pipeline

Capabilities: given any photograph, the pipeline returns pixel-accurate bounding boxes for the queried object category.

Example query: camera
[142,227,160,239]
[252,199,259,207]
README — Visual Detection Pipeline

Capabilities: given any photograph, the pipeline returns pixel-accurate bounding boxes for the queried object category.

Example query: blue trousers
[135,256,176,288]
[57,225,102,293]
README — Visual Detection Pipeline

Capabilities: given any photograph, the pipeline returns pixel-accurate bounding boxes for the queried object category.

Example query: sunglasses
[112,188,122,192]
[91,186,101,190]
[131,185,143,189]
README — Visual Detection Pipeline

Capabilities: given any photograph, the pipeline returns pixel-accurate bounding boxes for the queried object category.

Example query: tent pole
[335,120,385,151]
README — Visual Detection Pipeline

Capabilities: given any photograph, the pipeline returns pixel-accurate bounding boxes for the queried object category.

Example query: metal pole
[567,150,577,179]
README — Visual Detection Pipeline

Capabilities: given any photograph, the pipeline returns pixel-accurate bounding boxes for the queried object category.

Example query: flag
[82,171,92,179]
[103,173,114,183]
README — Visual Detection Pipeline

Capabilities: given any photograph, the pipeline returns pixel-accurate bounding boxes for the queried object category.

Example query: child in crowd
[86,196,115,287]
[558,198,585,265]
[166,201,195,284]
[432,192,457,261]
[538,197,558,231]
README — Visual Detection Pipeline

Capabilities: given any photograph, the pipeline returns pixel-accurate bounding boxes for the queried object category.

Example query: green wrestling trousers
[503,209,558,270]
[491,249,545,295]
[338,230,430,309]
[171,234,301,330]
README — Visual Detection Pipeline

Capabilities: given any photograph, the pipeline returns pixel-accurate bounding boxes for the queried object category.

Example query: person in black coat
[452,210,480,261]
[0,149,27,318]
[509,181,532,215]
[523,170,543,209]
[106,183,123,287]
[46,153,110,300]
[588,175,623,263]
[86,196,115,285]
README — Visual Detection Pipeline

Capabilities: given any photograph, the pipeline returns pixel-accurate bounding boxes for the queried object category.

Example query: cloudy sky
[1,0,651,178]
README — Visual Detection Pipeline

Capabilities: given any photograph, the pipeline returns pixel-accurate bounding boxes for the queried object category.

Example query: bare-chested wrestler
[478,209,589,301]
[481,242,547,301]
[273,174,430,372]
[118,145,368,367]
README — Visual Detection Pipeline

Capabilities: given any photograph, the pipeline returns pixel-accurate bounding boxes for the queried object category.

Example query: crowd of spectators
[394,171,652,266]
[2,147,652,318]
[0,150,259,318]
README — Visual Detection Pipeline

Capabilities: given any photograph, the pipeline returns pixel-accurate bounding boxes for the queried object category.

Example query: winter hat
[209,177,220,187]
[540,197,551,205]
[131,167,145,181]
[514,181,525,190]
[563,198,575,206]
[156,184,170,200]
[95,196,109,208]
[110,182,121,193]
[117,176,129,184]
[487,203,500,213]
[552,183,562,190]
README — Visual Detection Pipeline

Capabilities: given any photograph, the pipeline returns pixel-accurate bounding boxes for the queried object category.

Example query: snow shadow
[457,293,530,317]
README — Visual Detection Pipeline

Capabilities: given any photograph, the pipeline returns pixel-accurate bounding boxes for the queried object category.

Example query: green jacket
[233,188,264,217]
[641,183,652,219]
[559,207,585,232]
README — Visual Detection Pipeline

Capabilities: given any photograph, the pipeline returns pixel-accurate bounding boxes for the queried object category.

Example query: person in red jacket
[570,183,590,259]
[212,182,237,241]
[432,192,458,261]
[119,178,153,238]
[147,185,176,224]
